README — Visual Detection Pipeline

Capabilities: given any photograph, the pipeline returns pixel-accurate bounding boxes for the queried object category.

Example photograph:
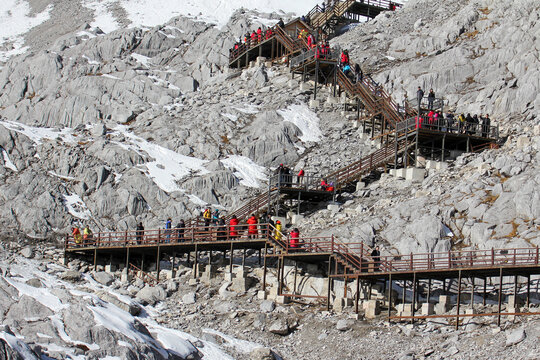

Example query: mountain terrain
[0,0,539,358]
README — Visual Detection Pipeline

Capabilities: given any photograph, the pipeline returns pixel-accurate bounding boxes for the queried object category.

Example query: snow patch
[82,0,120,33]
[0,120,77,145]
[114,125,209,193]
[101,73,121,80]
[119,0,320,28]
[0,1,52,62]
[221,113,238,122]
[1,148,18,171]
[131,53,152,67]
[62,193,92,220]
[277,103,322,142]
[221,155,267,188]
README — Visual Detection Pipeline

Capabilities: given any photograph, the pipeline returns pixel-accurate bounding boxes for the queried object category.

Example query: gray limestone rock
[93,271,114,286]
[136,285,167,305]
[505,327,526,347]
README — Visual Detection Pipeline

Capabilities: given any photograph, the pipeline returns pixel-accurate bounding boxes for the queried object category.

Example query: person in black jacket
[136,222,144,244]
[175,219,185,242]
[482,114,491,137]
[371,245,381,272]
[416,86,424,107]
[427,89,435,110]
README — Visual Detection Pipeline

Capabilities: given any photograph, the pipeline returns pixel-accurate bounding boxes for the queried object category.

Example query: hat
[276,220,281,224]
[280,163,283,166]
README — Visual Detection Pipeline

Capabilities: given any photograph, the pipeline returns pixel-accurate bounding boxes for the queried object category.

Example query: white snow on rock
[62,193,92,220]
[119,0,320,28]
[114,125,209,193]
[0,332,39,360]
[221,155,267,188]
[1,148,18,171]
[277,103,322,142]
[82,0,121,33]
[0,0,52,61]
[131,53,152,67]
[0,120,77,145]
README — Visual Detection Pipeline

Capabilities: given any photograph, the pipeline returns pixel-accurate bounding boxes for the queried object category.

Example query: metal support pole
[262,242,268,294]
[470,277,474,309]
[230,242,234,273]
[280,256,285,295]
[293,261,298,295]
[333,65,337,97]
[126,247,130,269]
[156,244,161,282]
[141,253,145,273]
[497,268,503,326]
[194,244,198,279]
[314,60,319,100]
[427,279,431,304]
[442,134,446,162]
[93,248,97,270]
[411,273,417,324]
[466,136,470,153]
[483,278,487,306]
[258,249,262,265]
[388,273,392,319]
[171,252,176,278]
[456,270,462,330]
[242,249,246,268]
[402,280,406,305]
[355,276,360,314]
[327,256,332,311]
[527,274,531,308]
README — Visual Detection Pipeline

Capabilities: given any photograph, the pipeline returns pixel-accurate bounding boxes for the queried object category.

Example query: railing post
[331,235,334,253]
[448,250,452,268]
[513,248,516,265]
[491,248,495,265]
[158,229,161,244]
[536,246,539,264]
[410,252,413,271]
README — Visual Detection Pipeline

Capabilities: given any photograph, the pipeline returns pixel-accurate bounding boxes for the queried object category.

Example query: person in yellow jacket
[274,220,283,241]
[83,225,93,245]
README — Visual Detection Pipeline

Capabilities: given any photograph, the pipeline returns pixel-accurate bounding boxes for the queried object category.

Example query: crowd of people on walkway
[231,18,285,55]
[413,87,493,137]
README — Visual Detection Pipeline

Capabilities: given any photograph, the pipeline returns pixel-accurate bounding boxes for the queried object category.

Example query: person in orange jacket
[72,227,82,246]
[247,214,258,238]
[229,215,239,238]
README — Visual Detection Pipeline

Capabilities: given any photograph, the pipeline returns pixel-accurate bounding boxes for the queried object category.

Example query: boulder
[136,285,167,305]
[20,247,34,259]
[259,300,275,313]
[60,270,81,282]
[250,347,276,360]
[268,319,289,336]
[93,272,114,286]
[182,292,196,305]
[336,319,352,331]
[505,327,526,347]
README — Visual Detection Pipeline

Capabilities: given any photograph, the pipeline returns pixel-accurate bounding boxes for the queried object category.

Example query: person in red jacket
[340,50,349,66]
[229,215,239,238]
[266,28,273,39]
[247,214,258,238]
[289,228,300,250]
[257,27,262,43]
[320,178,328,191]
[297,168,305,184]
[250,31,257,46]
[307,34,313,48]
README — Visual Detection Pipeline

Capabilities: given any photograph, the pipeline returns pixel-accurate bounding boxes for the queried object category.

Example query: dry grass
[221,135,230,144]
[481,190,499,205]
[463,30,479,39]
[502,220,519,239]
[464,76,476,85]
[479,7,491,15]
[26,92,36,100]
[415,52,427,58]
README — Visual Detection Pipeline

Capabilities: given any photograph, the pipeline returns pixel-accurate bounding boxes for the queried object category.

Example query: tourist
[289,228,300,250]
[416,86,424,107]
[274,220,283,241]
[203,208,211,231]
[320,178,328,191]
[297,168,305,184]
[277,18,285,28]
[371,245,381,271]
[217,217,227,241]
[427,88,435,110]
[340,50,349,67]
[165,218,172,243]
[83,225,93,245]
[355,63,363,83]
[247,214,258,239]
[482,114,491,137]
[72,227,82,246]
[229,215,239,239]
[175,219,185,242]
[136,222,144,244]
